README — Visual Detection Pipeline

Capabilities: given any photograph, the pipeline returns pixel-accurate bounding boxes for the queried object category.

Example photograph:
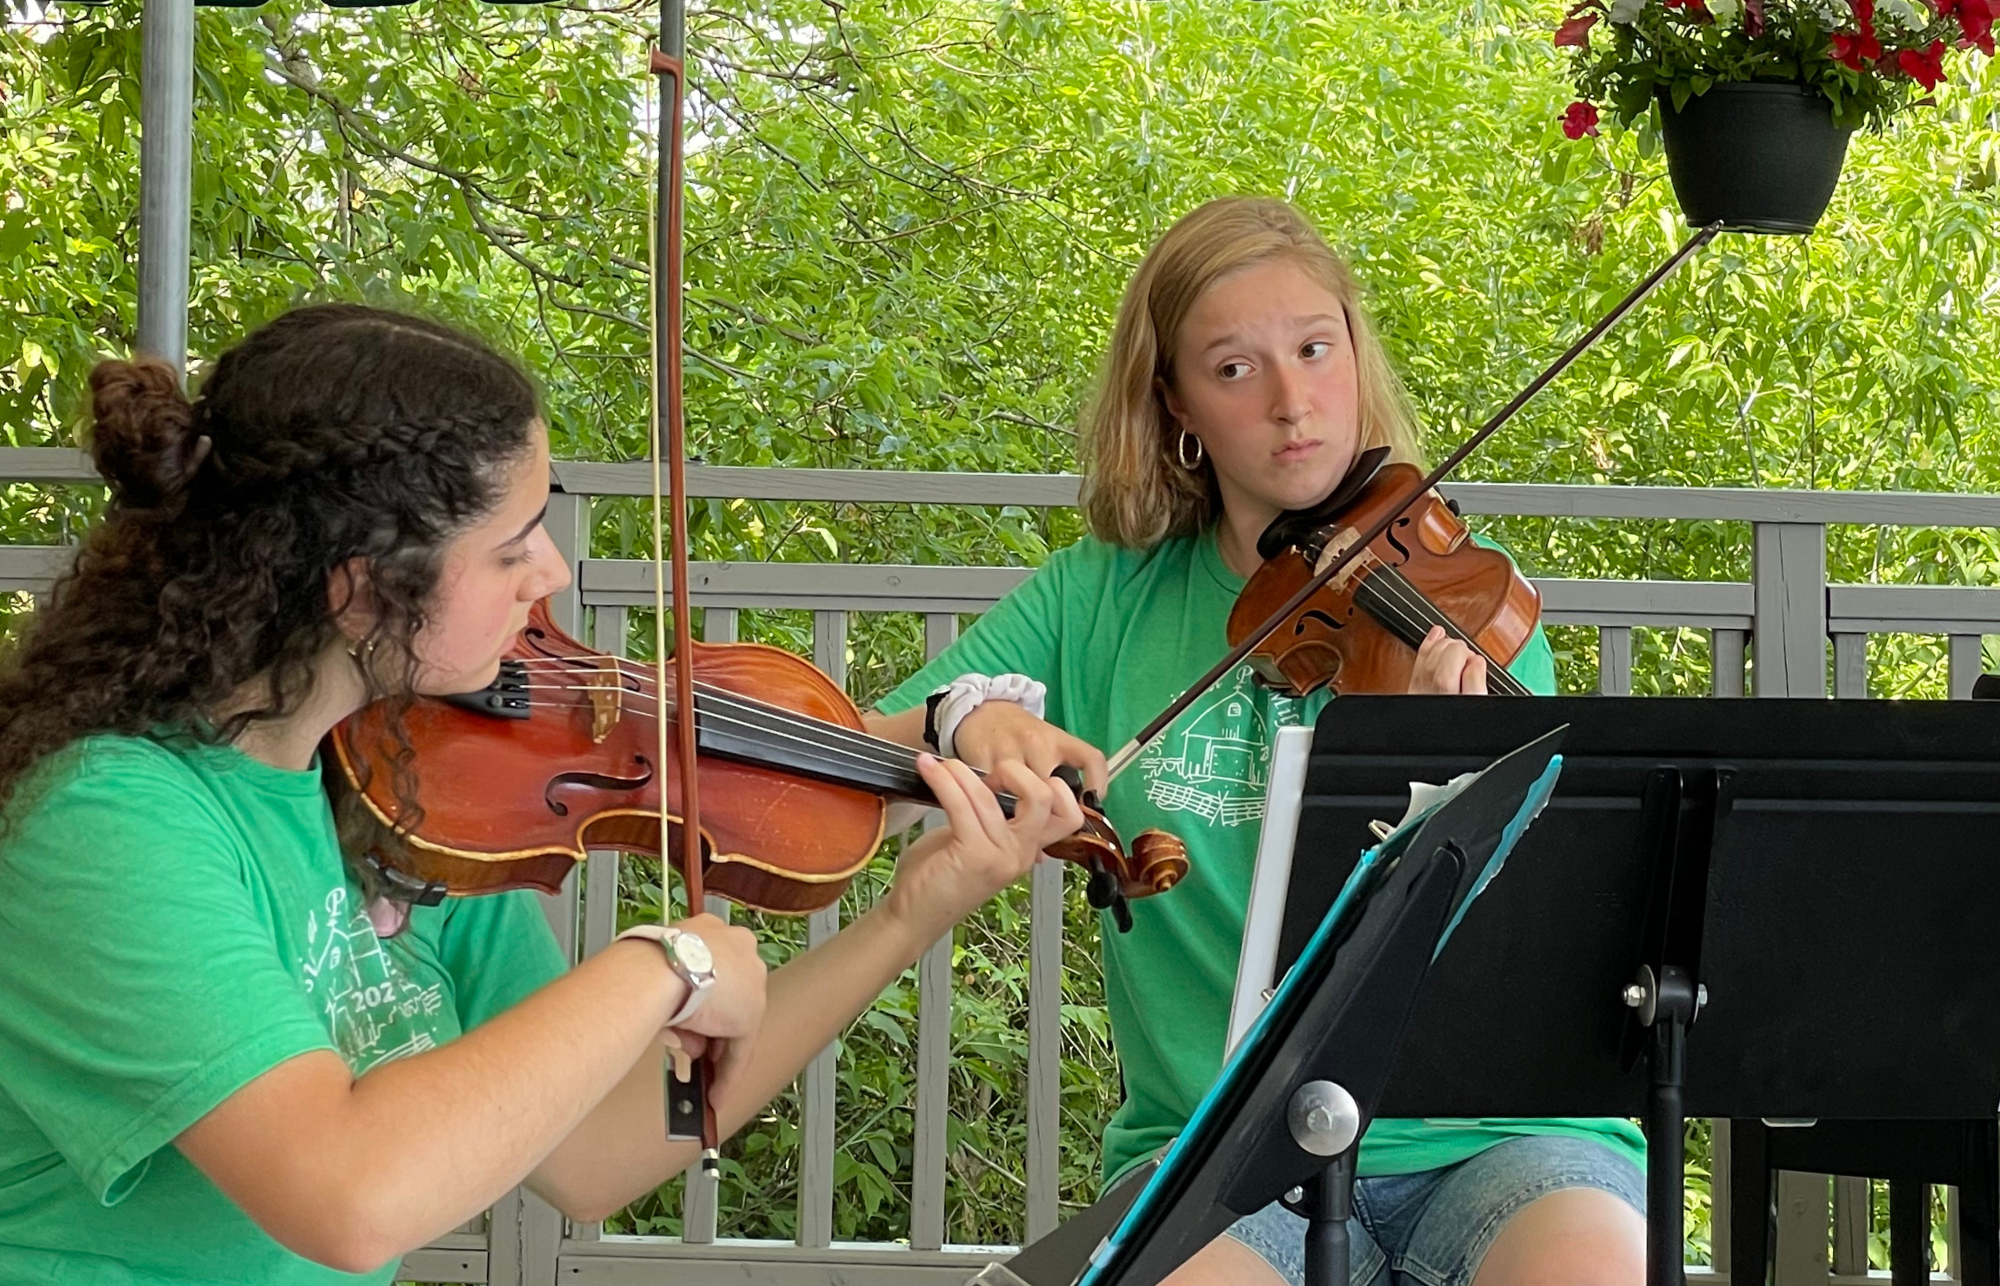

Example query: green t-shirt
[0,734,569,1286]
[879,528,1645,1188]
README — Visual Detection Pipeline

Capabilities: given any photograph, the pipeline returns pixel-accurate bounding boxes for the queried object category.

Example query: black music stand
[969,727,1570,1286]
[1269,696,2000,1286]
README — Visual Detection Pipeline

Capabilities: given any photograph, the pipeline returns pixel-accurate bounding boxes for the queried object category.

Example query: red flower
[1562,101,1602,139]
[1744,0,1767,35]
[1555,11,1600,46]
[1898,38,1948,86]
[1830,1,1882,70]
[1944,0,1997,54]
[1664,0,1710,10]
[1830,30,1883,66]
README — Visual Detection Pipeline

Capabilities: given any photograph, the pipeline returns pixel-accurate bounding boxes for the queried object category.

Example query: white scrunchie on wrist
[931,672,1047,759]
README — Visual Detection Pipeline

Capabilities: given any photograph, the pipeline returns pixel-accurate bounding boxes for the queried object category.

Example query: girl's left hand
[884,754,1085,948]
[1408,625,1489,694]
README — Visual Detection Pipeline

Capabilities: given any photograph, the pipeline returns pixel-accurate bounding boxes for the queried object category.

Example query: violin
[1225,447,1541,699]
[329,600,1189,931]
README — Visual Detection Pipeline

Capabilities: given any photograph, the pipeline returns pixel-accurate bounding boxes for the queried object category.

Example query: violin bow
[651,6,721,1169]
[1104,222,1724,783]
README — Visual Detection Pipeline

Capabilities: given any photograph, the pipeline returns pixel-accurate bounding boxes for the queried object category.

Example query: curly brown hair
[0,304,542,890]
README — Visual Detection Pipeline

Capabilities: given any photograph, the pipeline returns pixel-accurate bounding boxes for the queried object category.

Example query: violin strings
[500,671,1021,805]
[1364,581,1527,695]
[1351,568,1533,696]
[514,682,917,774]
[509,656,945,770]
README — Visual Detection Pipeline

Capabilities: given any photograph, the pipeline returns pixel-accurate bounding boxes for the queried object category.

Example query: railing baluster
[1775,1170,1832,1286]
[799,901,841,1250]
[912,613,959,1253]
[1833,634,1869,700]
[1026,858,1064,1243]
[1832,1176,1870,1276]
[1712,1118,1732,1275]
[1949,1184,1962,1281]
[1598,625,1633,695]
[797,610,848,1250]
[1949,635,1984,699]
[1713,629,1748,698]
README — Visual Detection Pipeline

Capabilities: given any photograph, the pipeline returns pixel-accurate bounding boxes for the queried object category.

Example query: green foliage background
[7,0,2000,1263]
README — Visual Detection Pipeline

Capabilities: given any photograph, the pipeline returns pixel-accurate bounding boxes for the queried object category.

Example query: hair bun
[88,358,205,508]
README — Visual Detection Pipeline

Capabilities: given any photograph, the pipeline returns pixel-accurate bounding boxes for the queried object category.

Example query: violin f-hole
[545,758,655,817]
[1383,515,1413,563]
[1295,609,1343,636]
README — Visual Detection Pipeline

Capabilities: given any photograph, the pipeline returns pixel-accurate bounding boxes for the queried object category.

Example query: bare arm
[532,898,930,1218]
[529,755,1083,1220]
[862,704,926,748]
[175,917,762,1274]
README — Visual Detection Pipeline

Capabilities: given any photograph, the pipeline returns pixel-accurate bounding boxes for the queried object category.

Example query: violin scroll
[1128,828,1191,894]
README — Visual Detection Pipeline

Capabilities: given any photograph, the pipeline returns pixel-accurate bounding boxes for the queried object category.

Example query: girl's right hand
[951,700,1109,798]
[658,913,767,1042]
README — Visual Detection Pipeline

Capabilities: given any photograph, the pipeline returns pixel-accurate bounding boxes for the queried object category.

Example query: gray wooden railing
[3,447,1996,1285]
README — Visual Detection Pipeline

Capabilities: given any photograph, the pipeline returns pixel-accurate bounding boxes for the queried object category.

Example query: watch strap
[618,924,713,1028]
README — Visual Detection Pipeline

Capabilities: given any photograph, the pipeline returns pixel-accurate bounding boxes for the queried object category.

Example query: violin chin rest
[1255,445,1393,561]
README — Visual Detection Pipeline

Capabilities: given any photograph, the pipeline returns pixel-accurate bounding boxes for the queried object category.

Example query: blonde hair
[1079,197,1424,549]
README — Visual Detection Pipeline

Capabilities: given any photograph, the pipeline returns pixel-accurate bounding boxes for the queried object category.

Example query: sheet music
[1226,726,1313,1058]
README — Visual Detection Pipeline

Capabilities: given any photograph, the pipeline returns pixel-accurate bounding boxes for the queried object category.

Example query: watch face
[673,932,715,975]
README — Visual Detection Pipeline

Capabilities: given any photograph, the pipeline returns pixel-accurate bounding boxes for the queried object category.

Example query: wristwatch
[618,925,717,1027]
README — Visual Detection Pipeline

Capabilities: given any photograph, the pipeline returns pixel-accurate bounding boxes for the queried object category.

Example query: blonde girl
[866,199,1645,1286]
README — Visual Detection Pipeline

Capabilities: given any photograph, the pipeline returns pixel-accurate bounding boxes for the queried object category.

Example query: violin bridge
[583,658,624,744]
[1313,529,1374,589]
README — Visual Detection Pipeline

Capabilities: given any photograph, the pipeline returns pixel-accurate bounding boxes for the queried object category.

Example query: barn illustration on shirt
[299,887,445,1071]
[1141,667,1302,826]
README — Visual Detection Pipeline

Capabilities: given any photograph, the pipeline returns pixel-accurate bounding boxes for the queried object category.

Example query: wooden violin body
[1227,459,1541,699]
[331,602,1187,915]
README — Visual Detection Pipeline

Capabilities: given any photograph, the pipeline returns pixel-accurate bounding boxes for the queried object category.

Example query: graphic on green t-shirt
[880,526,1643,1190]
[0,734,569,1285]
[1140,665,1304,827]
[302,885,449,1071]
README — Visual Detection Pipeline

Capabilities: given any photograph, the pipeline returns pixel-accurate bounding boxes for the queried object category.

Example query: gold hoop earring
[1176,428,1205,471]
[347,636,377,664]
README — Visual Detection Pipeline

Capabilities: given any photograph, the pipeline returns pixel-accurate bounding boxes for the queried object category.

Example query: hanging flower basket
[1656,81,1855,233]
[1553,0,1996,234]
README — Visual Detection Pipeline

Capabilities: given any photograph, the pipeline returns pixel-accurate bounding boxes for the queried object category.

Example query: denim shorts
[1224,1134,1646,1286]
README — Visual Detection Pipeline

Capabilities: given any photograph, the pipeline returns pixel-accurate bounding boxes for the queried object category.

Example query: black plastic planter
[1657,82,1855,235]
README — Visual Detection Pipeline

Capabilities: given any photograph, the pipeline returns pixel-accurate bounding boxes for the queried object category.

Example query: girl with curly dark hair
[0,304,1080,1284]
